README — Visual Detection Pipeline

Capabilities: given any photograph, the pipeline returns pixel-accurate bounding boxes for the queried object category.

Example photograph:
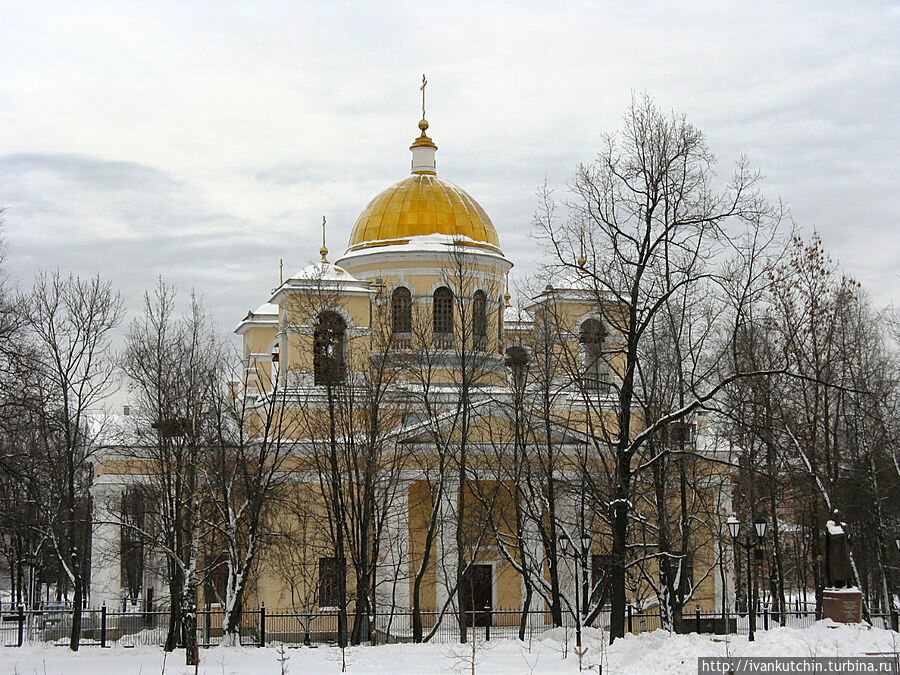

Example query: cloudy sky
[1,0,898,347]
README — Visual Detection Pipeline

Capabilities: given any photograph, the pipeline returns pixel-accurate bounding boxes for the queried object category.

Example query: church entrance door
[461,564,492,627]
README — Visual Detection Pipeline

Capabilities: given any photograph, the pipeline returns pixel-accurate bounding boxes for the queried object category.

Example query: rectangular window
[591,554,613,606]
[204,552,228,605]
[679,553,694,595]
[669,422,694,447]
[318,557,342,608]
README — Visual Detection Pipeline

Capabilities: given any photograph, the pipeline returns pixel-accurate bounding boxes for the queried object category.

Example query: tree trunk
[183,582,198,667]
[222,581,243,647]
[519,584,532,641]
[608,454,631,642]
[455,466,468,644]
[652,448,676,632]
[164,564,183,652]
[68,571,83,651]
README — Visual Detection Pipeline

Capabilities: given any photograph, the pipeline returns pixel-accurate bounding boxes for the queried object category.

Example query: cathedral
[89,102,727,638]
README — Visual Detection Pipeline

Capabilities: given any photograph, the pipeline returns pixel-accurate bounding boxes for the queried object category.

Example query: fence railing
[1,602,891,649]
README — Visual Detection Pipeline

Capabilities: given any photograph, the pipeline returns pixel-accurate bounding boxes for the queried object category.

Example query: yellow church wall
[245,325,278,356]
[408,480,438,611]
[250,481,365,612]
[339,264,506,355]
[279,293,370,331]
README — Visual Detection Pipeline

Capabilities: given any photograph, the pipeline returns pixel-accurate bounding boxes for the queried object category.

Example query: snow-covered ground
[1,620,898,674]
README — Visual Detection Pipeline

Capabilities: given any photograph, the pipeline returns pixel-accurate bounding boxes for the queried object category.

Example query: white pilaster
[376,480,410,626]
[522,514,545,627]
[556,488,582,614]
[435,477,459,613]
[89,478,123,608]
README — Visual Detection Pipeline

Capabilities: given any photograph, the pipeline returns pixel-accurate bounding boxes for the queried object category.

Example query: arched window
[391,287,412,334]
[314,311,346,385]
[505,345,529,390]
[579,318,607,391]
[472,291,487,349]
[433,287,453,336]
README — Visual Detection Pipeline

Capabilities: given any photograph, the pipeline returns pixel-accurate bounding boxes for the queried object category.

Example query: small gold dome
[346,174,502,253]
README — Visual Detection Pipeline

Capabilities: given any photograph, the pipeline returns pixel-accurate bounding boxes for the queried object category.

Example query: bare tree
[536,93,781,642]
[204,343,297,645]
[0,221,48,609]
[122,280,218,663]
[734,234,900,617]
[26,271,122,650]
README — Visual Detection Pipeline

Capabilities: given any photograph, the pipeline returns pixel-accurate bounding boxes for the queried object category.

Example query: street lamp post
[558,531,592,650]
[727,515,767,642]
[22,556,39,610]
[893,536,900,631]
[580,533,591,620]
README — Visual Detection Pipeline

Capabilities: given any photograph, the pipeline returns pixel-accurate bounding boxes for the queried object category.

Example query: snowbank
[1,620,898,674]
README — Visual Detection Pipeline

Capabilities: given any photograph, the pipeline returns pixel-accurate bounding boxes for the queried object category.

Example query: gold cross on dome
[420,73,427,120]
[320,216,328,263]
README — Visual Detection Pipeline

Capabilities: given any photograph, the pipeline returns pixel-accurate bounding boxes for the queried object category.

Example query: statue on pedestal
[825,509,852,589]
[822,508,862,624]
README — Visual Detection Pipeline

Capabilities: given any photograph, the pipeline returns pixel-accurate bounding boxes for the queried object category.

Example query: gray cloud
[0,0,896,351]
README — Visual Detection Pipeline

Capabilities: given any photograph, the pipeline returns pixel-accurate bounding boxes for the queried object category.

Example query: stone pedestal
[822,587,863,623]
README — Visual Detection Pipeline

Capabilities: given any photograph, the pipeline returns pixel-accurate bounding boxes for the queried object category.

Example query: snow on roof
[337,233,512,266]
[504,305,533,325]
[267,260,373,306]
[234,302,279,334]
[87,411,145,447]
[289,261,357,282]
[252,302,278,316]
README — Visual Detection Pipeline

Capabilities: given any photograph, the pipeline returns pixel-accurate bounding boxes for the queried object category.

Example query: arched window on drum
[433,287,454,347]
[472,290,487,350]
[391,287,412,347]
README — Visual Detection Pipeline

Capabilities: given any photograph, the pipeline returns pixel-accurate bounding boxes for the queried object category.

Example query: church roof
[346,174,501,254]
[234,302,278,334]
[504,305,534,330]
[344,118,502,255]
[268,260,372,306]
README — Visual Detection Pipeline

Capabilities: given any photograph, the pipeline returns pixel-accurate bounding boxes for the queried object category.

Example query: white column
[89,478,122,608]
[435,477,459,614]
[522,515,545,627]
[556,488,581,615]
[715,478,735,613]
[376,480,410,627]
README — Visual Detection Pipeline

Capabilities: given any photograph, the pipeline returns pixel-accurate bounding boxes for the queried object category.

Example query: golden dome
[346,174,502,253]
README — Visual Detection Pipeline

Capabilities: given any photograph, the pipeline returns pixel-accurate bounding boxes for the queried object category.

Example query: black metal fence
[1,603,893,649]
